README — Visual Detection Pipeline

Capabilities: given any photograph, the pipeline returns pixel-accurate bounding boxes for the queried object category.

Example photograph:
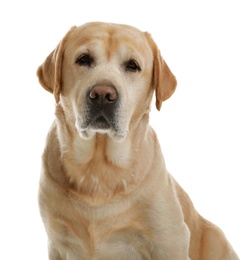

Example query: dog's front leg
[48,243,63,260]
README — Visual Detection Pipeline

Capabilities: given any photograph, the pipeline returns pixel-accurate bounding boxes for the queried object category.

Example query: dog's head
[37,22,176,141]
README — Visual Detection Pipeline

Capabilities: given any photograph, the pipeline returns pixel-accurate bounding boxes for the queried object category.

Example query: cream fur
[37,22,239,260]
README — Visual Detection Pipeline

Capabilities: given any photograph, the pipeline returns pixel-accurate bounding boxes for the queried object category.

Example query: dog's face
[62,23,154,141]
[37,22,177,141]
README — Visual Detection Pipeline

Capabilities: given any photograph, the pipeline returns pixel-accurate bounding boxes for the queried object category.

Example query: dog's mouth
[90,115,111,130]
[76,85,128,141]
[77,112,127,141]
[83,109,117,131]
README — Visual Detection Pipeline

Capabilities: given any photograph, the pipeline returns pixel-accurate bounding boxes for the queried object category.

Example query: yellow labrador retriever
[37,22,239,260]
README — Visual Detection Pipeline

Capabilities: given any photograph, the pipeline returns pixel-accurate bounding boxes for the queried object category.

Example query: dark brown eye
[125,59,141,72]
[75,54,94,66]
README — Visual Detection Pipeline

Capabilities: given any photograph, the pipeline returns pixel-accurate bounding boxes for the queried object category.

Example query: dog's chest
[55,211,154,259]
[88,226,152,259]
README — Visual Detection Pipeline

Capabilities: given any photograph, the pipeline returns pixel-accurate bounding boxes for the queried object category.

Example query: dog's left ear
[37,26,76,103]
[145,33,177,111]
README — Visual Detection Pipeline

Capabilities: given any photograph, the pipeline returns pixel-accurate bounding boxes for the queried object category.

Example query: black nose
[89,85,118,106]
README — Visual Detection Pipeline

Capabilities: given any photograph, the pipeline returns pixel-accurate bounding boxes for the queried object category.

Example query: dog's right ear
[36,26,76,103]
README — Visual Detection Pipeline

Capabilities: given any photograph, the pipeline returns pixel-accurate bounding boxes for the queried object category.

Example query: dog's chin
[77,119,127,142]
[79,128,127,142]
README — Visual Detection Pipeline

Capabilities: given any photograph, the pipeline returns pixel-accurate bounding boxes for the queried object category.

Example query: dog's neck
[54,104,158,204]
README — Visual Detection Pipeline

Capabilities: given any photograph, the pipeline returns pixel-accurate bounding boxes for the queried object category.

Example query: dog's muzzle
[77,84,124,139]
[87,84,119,129]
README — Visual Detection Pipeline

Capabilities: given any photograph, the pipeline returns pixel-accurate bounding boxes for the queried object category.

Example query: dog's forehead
[66,22,152,58]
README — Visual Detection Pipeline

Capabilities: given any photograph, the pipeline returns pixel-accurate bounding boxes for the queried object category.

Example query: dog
[37,22,239,260]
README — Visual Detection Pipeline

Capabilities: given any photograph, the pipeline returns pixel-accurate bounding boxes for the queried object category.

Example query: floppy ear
[145,33,177,111]
[36,26,76,103]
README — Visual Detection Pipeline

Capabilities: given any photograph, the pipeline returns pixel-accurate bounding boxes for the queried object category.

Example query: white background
[0,0,246,259]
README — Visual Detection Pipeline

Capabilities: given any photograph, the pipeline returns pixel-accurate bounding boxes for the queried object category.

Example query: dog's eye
[75,54,94,66]
[125,59,141,72]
